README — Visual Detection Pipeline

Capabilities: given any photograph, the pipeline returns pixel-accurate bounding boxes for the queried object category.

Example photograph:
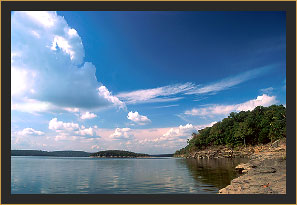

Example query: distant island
[11,149,173,158]
[90,150,149,158]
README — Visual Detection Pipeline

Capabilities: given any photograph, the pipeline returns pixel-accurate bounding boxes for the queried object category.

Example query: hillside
[175,105,286,157]
[11,150,91,157]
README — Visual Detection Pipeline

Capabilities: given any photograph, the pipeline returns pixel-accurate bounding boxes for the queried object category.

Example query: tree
[175,104,286,155]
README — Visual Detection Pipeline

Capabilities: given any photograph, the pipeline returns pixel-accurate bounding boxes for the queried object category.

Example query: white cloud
[154,104,179,109]
[134,122,216,146]
[77,127,94,136]
[14,128,45,145]
[64,107,80,113]
[51,35,76,60]
[12,98,53,113]
[49,118,79,131]
[31,30,40,38]
[195,121,217,130]
[260,87,274,94]
[12,121,219,154]
[17,128,44,136]
[116,66,272,105]
[163,124,196,140]
[186,66,272,95]
[185,94,277,117]
[127,111,151,125]
[80,112,97,120]
[68,28,78,37]
[23,11,57,28]
[236,95,277,111]
[12,98,84,114]
[110,128,134,140]
[11,11,124,113]
[11,67,35,97]
[98,86,126,110]
[48,118,100,142]
[54,134,69,141]
[117,83,195,104]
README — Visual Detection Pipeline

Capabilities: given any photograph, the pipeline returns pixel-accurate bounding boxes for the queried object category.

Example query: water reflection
[12,156,248,194]
[180,158,249,189]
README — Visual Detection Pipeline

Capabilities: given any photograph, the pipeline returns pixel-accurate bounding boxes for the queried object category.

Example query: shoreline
[219,139,286,194]
[174,139,286,194]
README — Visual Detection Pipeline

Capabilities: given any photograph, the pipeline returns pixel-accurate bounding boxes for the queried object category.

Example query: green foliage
[175,105,286,156]
[90,150,148,157]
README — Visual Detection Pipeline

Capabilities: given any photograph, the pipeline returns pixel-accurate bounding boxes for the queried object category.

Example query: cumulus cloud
[98,86,126,110]
[77,126,94,136]
[64,107,80,113]
[12,121,219,154]
[162,124,197,140]
[117,83,195,104]
[13,128,45,145]
[11,11,124,113]
[135,122,217,145]
[185,94,277,117]
[110,128,134,140]
[17,128,44,136]
[48,118,100,143]
[49,118,79,131]
[127,111,151,125]
[80,112,97,120]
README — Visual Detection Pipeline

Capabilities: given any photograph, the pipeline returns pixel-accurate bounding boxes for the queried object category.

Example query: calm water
[11,156,248,194]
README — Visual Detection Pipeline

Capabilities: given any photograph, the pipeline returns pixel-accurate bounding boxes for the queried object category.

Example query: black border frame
[1,1,296,204]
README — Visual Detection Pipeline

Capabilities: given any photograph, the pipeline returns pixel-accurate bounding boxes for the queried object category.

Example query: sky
[11,11,286,154]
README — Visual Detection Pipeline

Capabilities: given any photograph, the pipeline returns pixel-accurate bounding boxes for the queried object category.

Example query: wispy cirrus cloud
[116,83,195,104]
[185,94,277,117]
[259,87,274,95]
[185,66,273,95]
[154,104,179,109]
[116,66,273,105]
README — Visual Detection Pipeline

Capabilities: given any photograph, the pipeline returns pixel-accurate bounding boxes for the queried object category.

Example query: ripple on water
[11,156,247,194]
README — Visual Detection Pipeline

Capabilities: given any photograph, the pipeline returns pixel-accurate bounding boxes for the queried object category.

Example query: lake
[11,156,248,194]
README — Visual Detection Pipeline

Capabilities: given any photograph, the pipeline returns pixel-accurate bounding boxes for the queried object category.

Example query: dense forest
[175,105,286,156]
[11,150,91,157]
[90,150,149,158]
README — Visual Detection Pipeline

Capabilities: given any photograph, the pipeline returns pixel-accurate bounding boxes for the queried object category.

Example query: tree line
[90,150,149,157]
[11,150,91,157]
[175,105,286,156]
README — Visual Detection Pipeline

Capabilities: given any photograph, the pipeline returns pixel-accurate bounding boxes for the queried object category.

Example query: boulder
[271,139,280,148]
[235,163,256,173]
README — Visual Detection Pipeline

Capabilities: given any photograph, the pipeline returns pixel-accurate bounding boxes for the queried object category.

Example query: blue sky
[11,11,286,154]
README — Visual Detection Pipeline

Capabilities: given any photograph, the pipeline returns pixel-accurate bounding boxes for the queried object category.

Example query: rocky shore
[175,145,255,159]
[175,139,286,194]
[219,139,286,194]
